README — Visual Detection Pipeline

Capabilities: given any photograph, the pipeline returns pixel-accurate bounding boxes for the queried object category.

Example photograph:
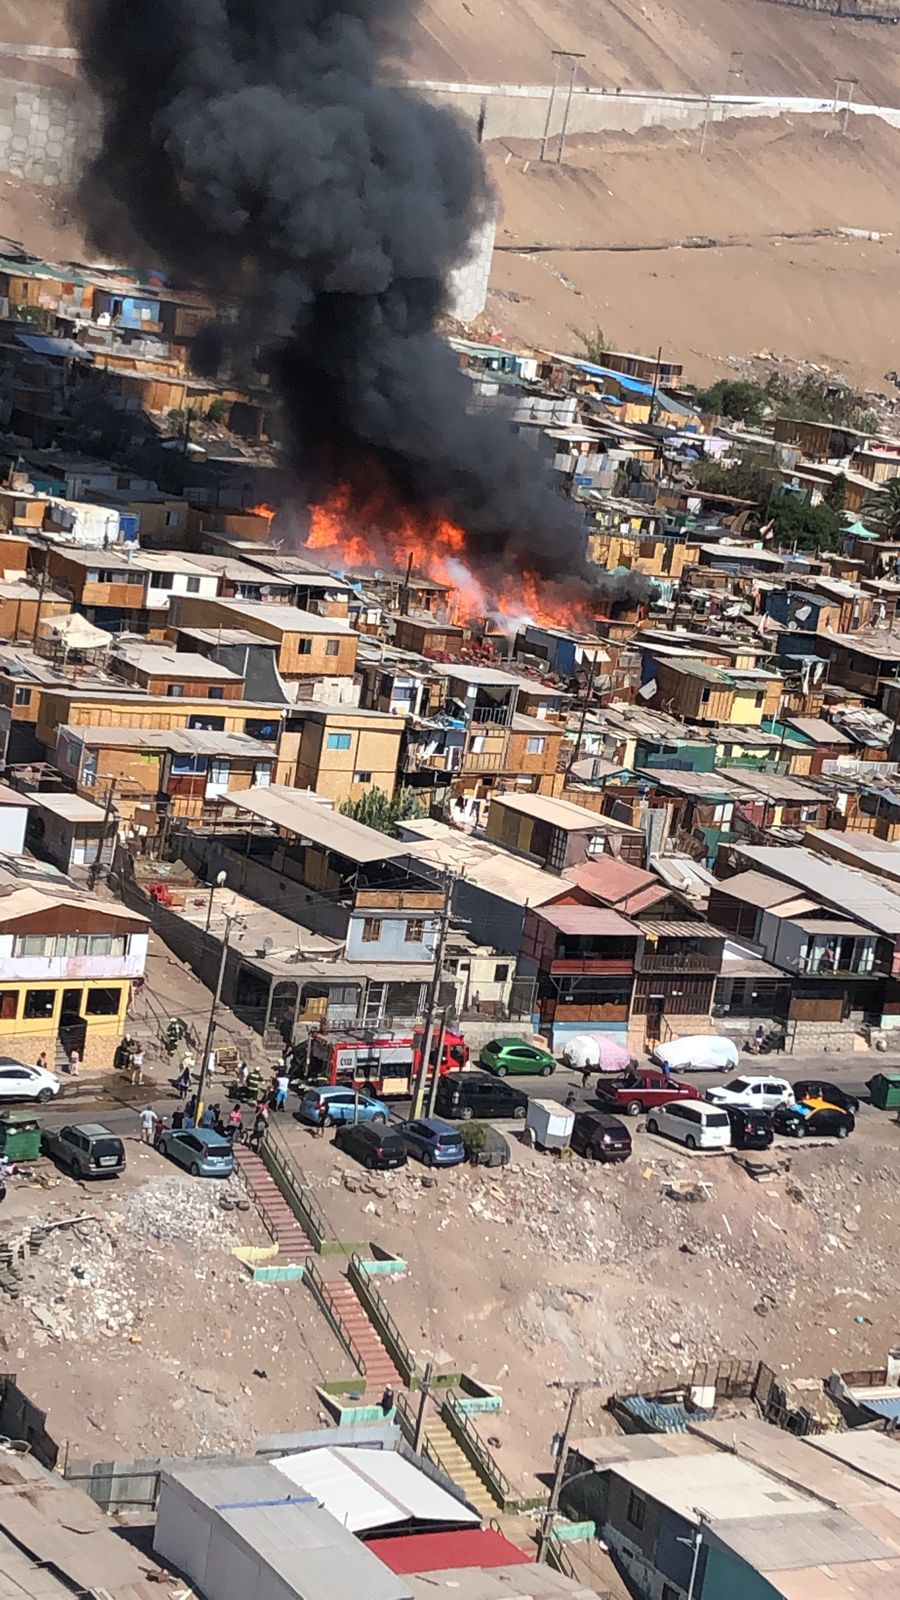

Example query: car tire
[190,1161,201,1176]
[685,1134,697,1150]
[365,1154,376,1169]
[794,1123,806,1138]
[513,1106,526,1121]
[37,1089,53,1103]
[626,1099,643,1117]
[836,1123,849,1139]
[495,1065,508,1077]
[461,1106,474,1121]
[372,1113,386,1124]
[423,1151,433,1166]
[646,1117,658,1135]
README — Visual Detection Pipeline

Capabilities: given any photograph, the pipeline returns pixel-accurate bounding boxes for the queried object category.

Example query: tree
[823,472,847,514]
[692,455,772,513]
[770,495,842,553]
[866,476,900,536]
[207,397,231,424]
[339,785,425,836]
[692,379,768,426]
[576,327,609,365]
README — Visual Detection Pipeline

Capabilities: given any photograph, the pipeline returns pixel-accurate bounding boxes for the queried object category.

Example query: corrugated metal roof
[787,717,853,746]
[858,1395,900,1421]
[619,1395,714,1433]
[272,1446,480,1533]
[719,1509,894,1574]
[367,1530,531,1573]
[533,904,638,937]
[712,870,800,909]
[228,785,410,862]
[738,845,900,936]
[562,858,660,907]
[490,791,639,832]
[637,918,724,940]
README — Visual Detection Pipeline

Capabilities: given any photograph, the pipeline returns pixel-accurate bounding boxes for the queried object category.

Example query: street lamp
[205,869,227,933]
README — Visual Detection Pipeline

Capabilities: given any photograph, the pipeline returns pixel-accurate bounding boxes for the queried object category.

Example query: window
[165,510,180,527]
[493,963,509,983]
[355,770,372,784]
[166,684,185,697]
[252,762,272,788]
[150,571,174,590]
[209,685,224,700]
[14,935,49,957]
[86,986,121,1016]
[0,991,15,1018]
[298,638,313,656]
[188,715,225,732]
[86,568,101,583]
[800,804,818,823]
[325,638,340,657]
[362,918,383,943]
[125,570,144,586]
[13,686,31,706]
[172,753,207,775]
[626,1491,646,1531]
[405,919,426,943]
[327,733,352,751]
[526,736,546,755]
[754,690,765,709]
[23,989,54,1019]
[185,575,201,593]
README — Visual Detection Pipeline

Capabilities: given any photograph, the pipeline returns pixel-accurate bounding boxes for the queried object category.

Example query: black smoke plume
[72,0,648,605]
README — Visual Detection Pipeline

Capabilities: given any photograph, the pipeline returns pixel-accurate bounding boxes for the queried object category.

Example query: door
[59,988,85,1056]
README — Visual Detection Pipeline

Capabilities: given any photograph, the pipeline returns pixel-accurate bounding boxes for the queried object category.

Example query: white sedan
[705,1075,793,1113]
[0,1060,60,1104]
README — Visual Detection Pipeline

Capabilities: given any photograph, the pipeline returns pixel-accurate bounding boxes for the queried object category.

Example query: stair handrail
[264,1124,333,1250]
[348,1251,416,1383]
[443,1390,512,1503]
[395,1393,463,1494]
[303,1256,367,1376]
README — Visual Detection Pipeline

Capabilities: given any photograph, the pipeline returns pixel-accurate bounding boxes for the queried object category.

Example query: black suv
[333,1121,407,1170]
[42,1123,126,1178]
[722,1104,773,1151]
[434,1072,529,1122]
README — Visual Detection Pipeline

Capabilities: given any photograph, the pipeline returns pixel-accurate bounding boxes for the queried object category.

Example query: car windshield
[90,1139,123,1158]
[437,1133,462,1146]
[724,1078,751,1092]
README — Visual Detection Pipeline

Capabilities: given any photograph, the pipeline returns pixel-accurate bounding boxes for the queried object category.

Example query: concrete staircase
[320,1274,403,1397]
[234,1145,313,1263]
[422,1412,498,1517]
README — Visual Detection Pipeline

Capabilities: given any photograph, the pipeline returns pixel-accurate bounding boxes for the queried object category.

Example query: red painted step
[318,1273,403,1392]
[234,1146,313,1259]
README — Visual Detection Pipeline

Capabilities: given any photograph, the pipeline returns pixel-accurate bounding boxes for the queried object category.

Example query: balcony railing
[462,749,505,774]
[637,950,722,973]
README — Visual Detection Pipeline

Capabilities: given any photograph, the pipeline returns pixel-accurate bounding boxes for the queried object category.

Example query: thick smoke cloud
[72,0,646,603]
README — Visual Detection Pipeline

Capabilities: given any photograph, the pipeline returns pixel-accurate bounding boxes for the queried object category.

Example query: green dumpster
[0,1114,41,1160]
[867,1072,900,1111]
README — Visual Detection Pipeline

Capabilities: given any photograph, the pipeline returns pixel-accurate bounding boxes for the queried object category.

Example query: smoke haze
[71,0,645,602]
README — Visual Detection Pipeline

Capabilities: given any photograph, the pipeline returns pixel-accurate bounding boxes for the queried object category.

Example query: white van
[645,1098,732,1151]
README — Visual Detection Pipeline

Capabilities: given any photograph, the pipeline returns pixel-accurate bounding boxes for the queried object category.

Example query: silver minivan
[646,1098,731,1151]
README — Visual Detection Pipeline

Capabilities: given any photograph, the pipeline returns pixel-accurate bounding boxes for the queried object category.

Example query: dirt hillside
[482,115,900,385]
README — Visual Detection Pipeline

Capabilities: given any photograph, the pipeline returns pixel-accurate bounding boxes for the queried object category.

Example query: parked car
[651,1034,740,1073]
[434,1072,528,1122]
[333,1120,407,1170]
[157,1126,235,1177]
[646,1100,732,1151]
[705,1075,793,1113]
[297,1085,390,1127]
[396,1117,466,1166]
[479,1038,556,1077]
[595,1068,695,1118]
[773,1098,855,1140]
[792,1079,860,1115]
[42,1122,125,1177]
[570,1110,632,1163]
[722,1104,773,1152]
[0,1060,60,1104]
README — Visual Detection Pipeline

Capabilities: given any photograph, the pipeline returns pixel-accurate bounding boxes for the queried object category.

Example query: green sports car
[479,1037,556,1077]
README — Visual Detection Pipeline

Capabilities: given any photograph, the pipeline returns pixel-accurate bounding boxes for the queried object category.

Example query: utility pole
[426,1010,448,1117]
[564,649,598,778]
[556,52,585,165]
[30,553,49,652]
[537,1379,605,1562]
[411,874,452,1119]
[413,1360,435,1453]
[88,779,117,891]
[539,53,563,162]
[205,868,227,933]
[196,910,240,1122]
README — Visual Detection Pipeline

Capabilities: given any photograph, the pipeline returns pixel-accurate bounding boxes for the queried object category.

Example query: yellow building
[282,705,405,804]
[0,855,148,1069]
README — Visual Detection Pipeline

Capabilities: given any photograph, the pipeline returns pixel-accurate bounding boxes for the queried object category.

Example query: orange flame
[307,484,595,632]
[248,503,277,523]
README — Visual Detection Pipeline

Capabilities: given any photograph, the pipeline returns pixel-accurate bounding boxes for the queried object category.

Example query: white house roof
[272,1446,479,1533]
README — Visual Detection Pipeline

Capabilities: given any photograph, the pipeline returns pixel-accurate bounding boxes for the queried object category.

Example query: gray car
[157,1126,235,1177]
[396,1117,466,1167]
[42,1122,126,1178]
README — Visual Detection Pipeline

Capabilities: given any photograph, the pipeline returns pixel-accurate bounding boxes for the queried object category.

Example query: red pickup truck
[595,1069,695,1117]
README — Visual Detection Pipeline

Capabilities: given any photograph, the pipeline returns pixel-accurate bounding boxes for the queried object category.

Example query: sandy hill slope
[397,0,900,102]
[481,115,900,385]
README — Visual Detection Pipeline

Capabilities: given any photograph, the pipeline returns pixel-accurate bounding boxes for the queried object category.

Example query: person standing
[274,1069,289,1113]
[68,1048,80,1077]
[36,1050,49,1072]
[139,1106,158,1145]
[130,1046,144,1086]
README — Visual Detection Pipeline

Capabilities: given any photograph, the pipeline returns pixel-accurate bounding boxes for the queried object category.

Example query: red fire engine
[307,1026,468,1098]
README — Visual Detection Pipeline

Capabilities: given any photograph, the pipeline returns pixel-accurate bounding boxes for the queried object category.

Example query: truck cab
[596,1068,694,1117]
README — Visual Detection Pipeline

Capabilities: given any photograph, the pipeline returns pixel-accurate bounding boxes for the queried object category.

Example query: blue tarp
[619,1395,714,1434]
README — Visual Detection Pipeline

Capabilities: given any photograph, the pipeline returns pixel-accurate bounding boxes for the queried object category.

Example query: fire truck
[307,1026,468,1098]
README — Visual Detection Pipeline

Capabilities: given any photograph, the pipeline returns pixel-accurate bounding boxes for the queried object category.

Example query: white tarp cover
[272,1446,480,1532]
